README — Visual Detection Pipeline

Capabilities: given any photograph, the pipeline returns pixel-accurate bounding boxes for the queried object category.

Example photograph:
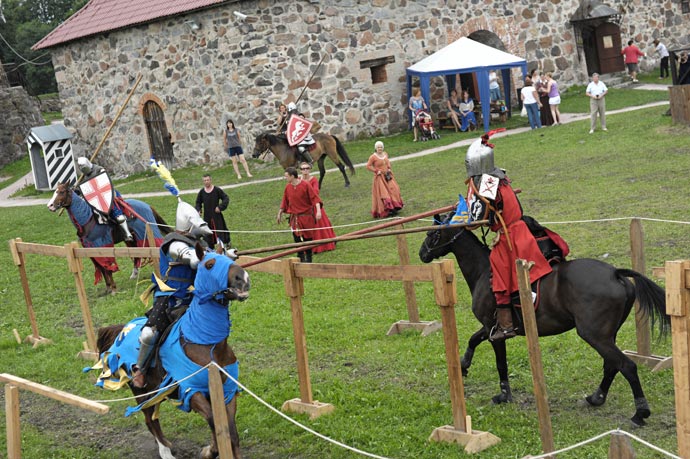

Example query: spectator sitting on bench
[458,90,477,132]
[446,88,462,132]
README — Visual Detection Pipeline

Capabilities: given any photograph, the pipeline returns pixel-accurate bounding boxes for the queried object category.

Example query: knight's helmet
[465,136,495,178]
[287,102,297,114]
[77,157,93,175]
[176,198,212,240]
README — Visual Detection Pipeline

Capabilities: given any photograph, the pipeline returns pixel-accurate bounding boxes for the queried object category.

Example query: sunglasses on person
[300,167,311,170]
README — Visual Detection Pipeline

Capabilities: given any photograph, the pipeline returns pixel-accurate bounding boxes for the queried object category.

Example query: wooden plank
[10,239,42,340]
[208,365,234,459]
[5,384,21,459]
[236,256,284,275]
[608,431,636,458]
[14,241,66,257]
[66,242,98,355]
[283,259,313,404]
[73,247,160,258]
[629,218,651,357]
[395,226,420,323]
[667,260,690,458]
[294,263,434,282]
[0,374,109,414]
[516,259,555,456]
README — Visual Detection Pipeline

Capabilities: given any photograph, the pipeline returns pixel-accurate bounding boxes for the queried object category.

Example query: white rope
[525,428,681,459]
[214,363,393,459]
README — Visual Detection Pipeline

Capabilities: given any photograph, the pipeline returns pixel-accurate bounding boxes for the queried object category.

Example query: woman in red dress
[299,162,336,253]
[366,141,403,218]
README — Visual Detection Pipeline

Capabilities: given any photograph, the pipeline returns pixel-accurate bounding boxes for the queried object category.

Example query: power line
[0,30,52,66]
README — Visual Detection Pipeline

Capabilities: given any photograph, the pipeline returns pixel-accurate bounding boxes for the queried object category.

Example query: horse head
[195,243,251,302]
[419,213,464,263]
[47,181,73,211]
[252,132,270,158]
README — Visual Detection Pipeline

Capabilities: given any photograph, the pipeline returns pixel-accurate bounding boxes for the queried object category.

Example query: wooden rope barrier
[0,373,109,459]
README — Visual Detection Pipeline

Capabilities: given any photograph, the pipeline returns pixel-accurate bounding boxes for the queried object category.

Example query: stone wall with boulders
[49,0,689,176]
[0,87,44,168]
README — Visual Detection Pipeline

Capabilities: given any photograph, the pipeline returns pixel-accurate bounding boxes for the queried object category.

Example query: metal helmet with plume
[149,158,212,239]
[464,129,506,178]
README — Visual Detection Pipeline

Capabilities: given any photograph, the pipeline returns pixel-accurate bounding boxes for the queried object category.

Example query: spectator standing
[195,174,230,246]
[532,69,553,127]
[622,39,645,83]
[408,88,428,142]
[586,73,608,134]
[299,162,336,254]
[653,39,670,79]
[366,141,403,218]
[223,119,252,180]
[276,103,288,134]
[276,167,322,263]
[544,72,562,125]
[521,76,542,130]
[489,70,502,102]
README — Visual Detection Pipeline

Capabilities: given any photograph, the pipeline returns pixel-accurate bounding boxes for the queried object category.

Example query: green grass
[0,101,687,458]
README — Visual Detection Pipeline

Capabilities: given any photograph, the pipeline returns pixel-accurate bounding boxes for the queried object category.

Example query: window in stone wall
[683,0,689,14]
[360,56,395,84]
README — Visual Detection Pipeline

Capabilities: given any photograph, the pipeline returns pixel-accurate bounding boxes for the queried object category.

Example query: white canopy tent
[406,37,528,132]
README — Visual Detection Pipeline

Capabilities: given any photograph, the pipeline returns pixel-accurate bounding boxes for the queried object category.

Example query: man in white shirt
[585,73,608,134]
[653,39,670,79]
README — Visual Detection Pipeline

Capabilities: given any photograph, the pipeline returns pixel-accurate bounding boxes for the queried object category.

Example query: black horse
[418,213,669,426]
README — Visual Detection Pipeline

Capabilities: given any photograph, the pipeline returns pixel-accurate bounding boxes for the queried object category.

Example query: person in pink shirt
[622,39,645,83]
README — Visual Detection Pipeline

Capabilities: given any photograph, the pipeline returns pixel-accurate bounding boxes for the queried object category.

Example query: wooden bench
[436,114,456,130]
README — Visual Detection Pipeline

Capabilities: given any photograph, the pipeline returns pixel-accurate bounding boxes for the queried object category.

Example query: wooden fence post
[666,260,690,457]
[623,218,672,371]
[8,238,52,348]
[387,225,441,337]
[429,259,500,453]
[280,258,334,419]
[608,431,636,459]
[65,242,99,360]
[516,259,554,458]
[5,384,21,459]
[208,364,234,459]
[145,223,161,278]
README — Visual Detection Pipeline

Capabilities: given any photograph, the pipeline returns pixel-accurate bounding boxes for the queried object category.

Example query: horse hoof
[199,445,215,459]
[491,392,512,404]
[585,388,607,407]
[344,183,350,188]
[630,414,647,427]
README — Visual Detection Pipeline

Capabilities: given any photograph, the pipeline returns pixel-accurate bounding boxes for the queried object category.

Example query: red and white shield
[79,171,114,215]
[286,114,314,147]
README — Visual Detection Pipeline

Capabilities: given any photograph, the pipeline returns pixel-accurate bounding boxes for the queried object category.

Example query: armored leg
[132,325,159,388]
[490,306,516,341]
[298,146,313,165]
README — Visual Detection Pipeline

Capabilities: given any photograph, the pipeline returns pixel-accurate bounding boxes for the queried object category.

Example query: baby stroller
[414,109,440,141]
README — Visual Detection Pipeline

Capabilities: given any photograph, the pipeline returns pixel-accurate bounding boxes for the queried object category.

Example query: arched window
[139,94,174,169]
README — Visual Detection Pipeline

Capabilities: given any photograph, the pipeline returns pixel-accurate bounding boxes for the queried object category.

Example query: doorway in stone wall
[465,30,509,104]
[141,97,174,170]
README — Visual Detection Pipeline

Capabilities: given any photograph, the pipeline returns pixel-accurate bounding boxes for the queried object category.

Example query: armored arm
[168,241,200,269]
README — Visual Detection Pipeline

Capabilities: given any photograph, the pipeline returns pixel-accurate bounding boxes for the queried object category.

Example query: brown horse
[253,132,355,188]
[92,247,250,459]
[47,182,170,293]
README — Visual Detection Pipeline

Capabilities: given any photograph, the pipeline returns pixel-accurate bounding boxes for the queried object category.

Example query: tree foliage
[0,0,88,95]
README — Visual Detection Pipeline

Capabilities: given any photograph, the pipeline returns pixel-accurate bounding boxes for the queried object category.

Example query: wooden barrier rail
[238,254,499,453]
[0,373,109,459]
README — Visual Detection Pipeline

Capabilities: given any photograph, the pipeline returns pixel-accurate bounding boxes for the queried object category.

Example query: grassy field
[0,98,688,458]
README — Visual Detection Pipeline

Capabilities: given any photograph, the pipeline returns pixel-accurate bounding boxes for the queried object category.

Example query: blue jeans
[525,103,541,129]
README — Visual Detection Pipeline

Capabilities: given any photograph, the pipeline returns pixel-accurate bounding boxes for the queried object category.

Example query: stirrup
[489,325,516,341]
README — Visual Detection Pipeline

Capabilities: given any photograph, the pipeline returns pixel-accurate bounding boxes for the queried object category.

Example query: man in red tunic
[276,167,322,263]
[465,133,568,340]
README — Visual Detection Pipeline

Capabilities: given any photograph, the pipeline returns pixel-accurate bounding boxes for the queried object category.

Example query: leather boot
[298,146,313,165]
[304,249,313,263]
[490,307,516,341]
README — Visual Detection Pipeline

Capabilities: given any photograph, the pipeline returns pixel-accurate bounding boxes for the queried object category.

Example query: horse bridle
[422,224,466,253]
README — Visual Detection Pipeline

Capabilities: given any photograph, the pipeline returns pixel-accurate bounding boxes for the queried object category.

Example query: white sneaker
[589,129,594,134]
[602,128,608,131]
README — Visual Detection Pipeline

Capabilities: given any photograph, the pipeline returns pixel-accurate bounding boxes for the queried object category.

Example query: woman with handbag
[366,141,404,218]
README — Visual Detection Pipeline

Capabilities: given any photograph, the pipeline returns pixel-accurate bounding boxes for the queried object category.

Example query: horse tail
[617,269,670,338]
[332,136,355,175]
[96,324,124,353]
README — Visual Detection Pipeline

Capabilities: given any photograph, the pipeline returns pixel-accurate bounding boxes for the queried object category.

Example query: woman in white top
[520,76,542,130]
[489,70,501,102]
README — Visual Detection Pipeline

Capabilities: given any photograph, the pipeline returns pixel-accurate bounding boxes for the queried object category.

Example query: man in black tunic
[195,174,230,246]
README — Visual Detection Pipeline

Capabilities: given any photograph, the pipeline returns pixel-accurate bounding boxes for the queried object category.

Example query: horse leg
[461,326,489,377]
[190,393,221,459]
[131,257,141,280]
[317,157,327,189]
[226,394,241,459]
[579,333,649,426]
[335,162,350,188]
[141,405,176,459]
[490,338,513,404]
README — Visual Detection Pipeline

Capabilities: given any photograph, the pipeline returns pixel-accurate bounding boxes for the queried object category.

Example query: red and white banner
[79,171,114,215]
[286,114,313,147]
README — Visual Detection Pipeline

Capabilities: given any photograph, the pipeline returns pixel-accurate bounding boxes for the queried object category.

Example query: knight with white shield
[285,101,315,165]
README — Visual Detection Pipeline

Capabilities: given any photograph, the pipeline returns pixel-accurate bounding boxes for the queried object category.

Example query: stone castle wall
[0,87,44,168]
[50,0,688,176]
